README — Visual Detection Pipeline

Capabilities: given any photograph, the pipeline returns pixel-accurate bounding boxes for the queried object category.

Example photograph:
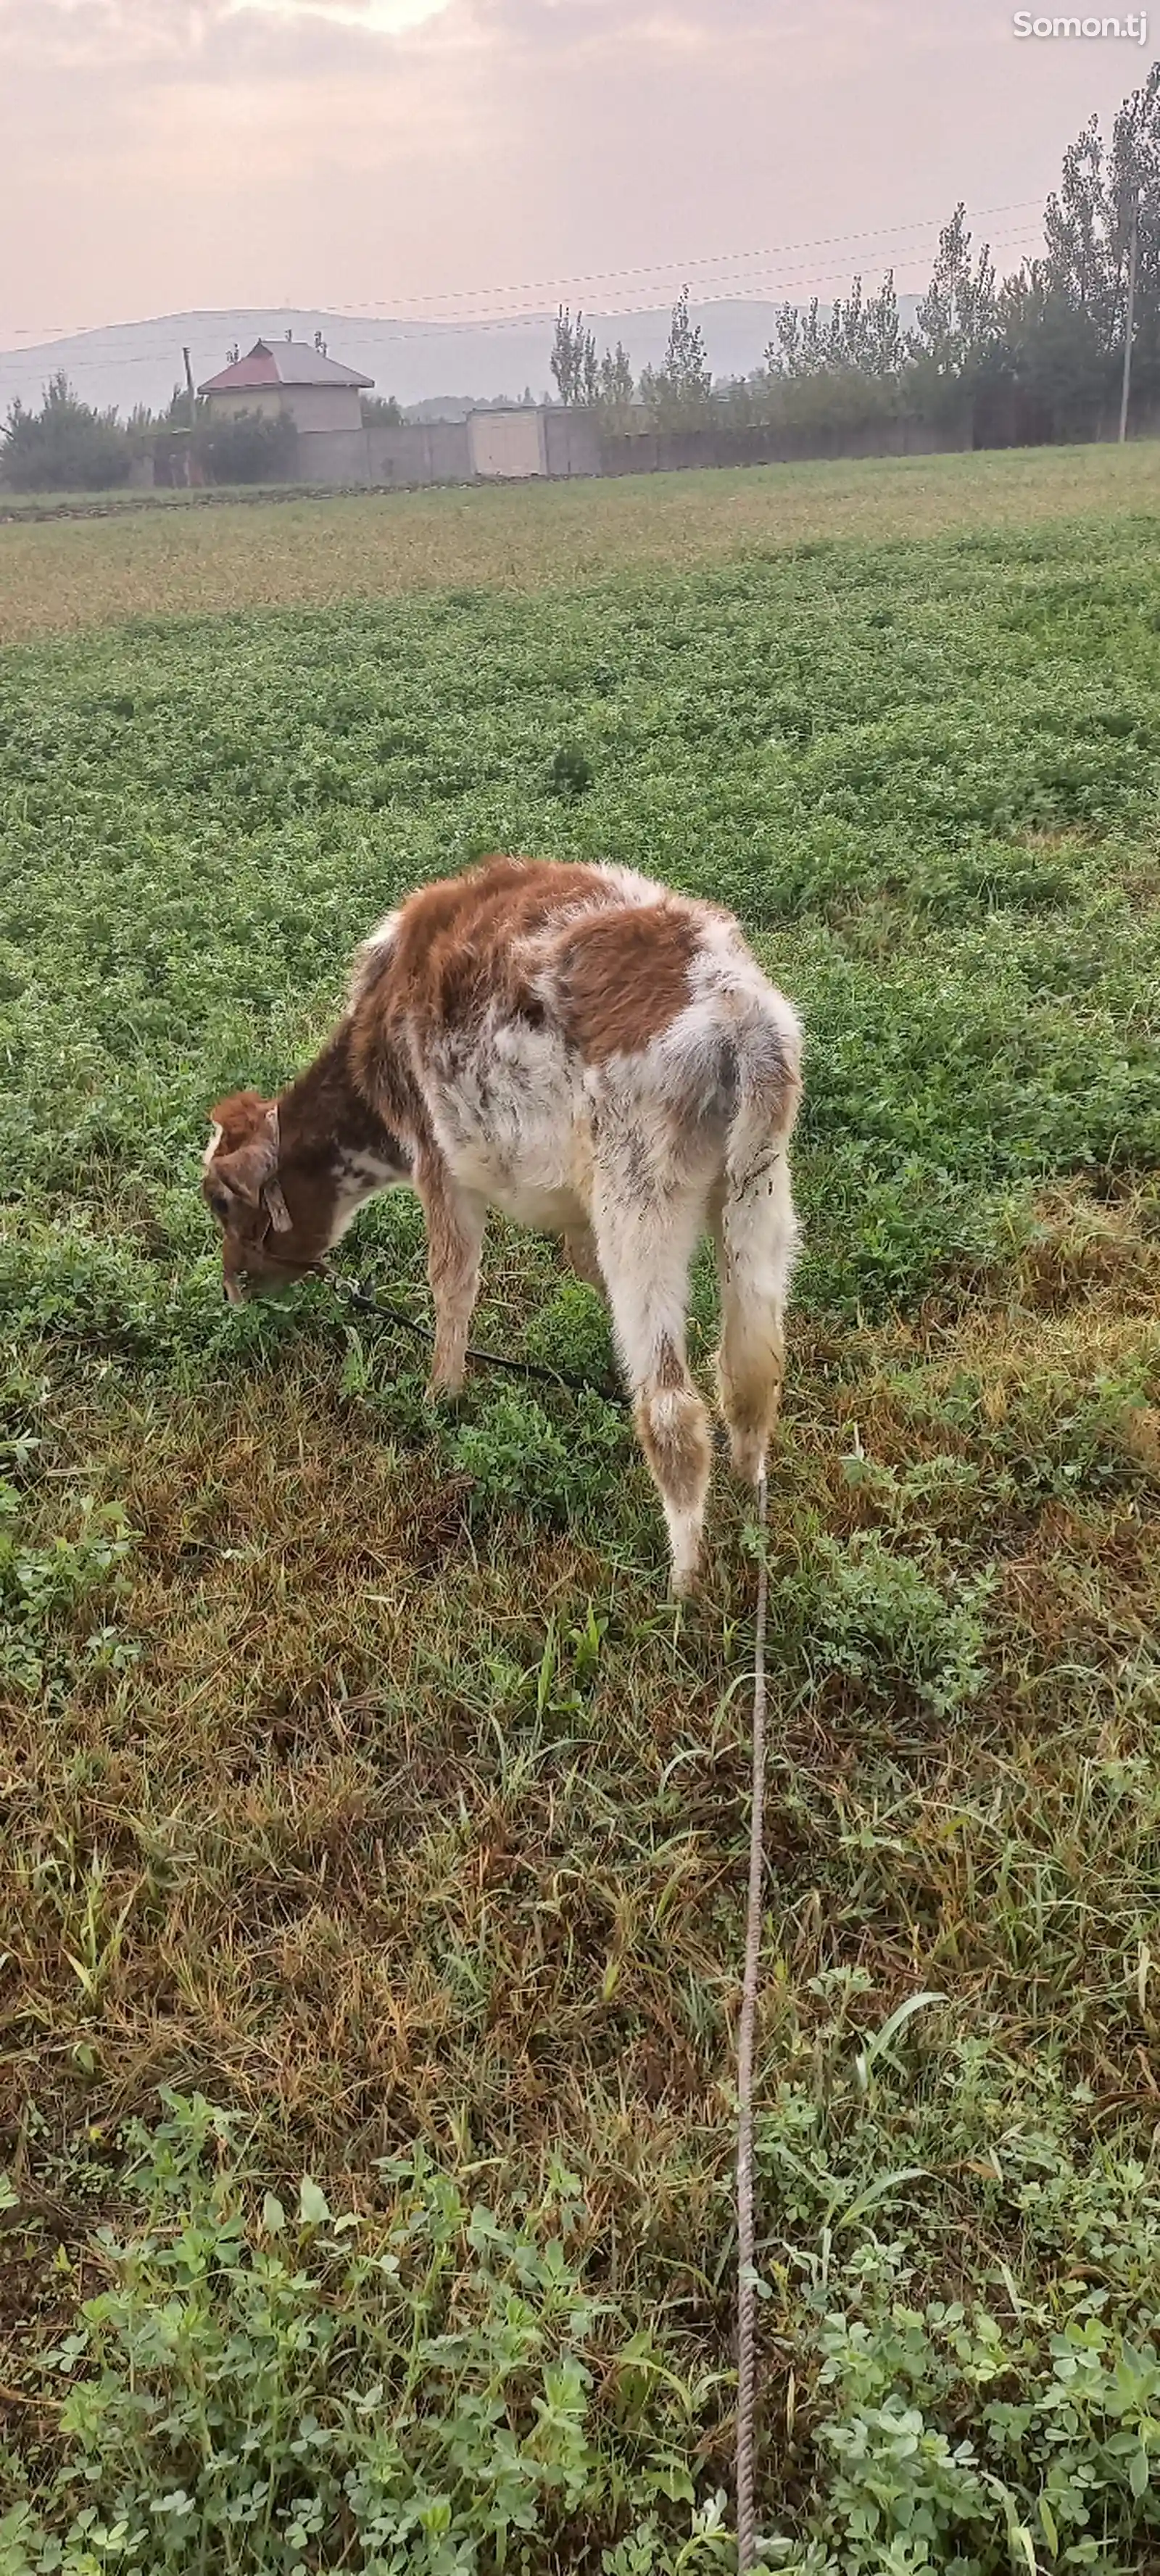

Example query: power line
[328,195,1045,315]
[321,229,1044,345]
[340,226,1046,331]
[0,227,1045,381]
[0,195,1047,360]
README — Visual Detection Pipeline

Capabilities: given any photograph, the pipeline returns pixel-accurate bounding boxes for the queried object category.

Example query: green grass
[7,439,1160,646]
[2,494,1160,2570]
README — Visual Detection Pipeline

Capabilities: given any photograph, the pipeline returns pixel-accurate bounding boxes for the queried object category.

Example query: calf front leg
[420,1175,487,1396]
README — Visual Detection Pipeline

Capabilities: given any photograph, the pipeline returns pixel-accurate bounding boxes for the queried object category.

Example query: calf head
[203,1090,323,1303]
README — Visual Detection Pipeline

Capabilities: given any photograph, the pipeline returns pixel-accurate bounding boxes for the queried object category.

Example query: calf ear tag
[260,1105,292,1233]
[264,1177,292,1233]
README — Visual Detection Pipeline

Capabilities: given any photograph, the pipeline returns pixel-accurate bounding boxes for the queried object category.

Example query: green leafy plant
[1,373,132,492]
[1,2095,730,2575]
[196,407,298,486]
[783,1531,993,1718]
[0,1484,135,1693]
[449,1388,625,1527]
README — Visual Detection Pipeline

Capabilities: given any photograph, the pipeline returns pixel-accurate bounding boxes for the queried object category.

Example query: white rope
[735,1467,768,2574]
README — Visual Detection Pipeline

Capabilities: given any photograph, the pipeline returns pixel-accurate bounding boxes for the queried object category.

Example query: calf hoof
[425,1375,465,1409]
[728,1427,768,1490]
[667,1546,703,1602]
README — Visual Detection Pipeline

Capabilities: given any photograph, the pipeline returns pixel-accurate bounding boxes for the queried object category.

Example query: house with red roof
[198,335,373,434]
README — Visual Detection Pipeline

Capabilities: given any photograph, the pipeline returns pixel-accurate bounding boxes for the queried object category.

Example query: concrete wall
[294,420,472,487]
[599,411,972,476]
[276,400,979,492]
[297,410,590,489]
[207,386,363,432]
[293,428,370,484]
[975,392,1160,448]
[468,408,547,479]
[542,407,602,479]
[286,385,364,433]
[368,421,472,484]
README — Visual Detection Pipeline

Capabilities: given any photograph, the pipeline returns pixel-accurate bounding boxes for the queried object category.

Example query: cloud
[236,0,452,31]
[0,0,814,76]
[0,0,455,70]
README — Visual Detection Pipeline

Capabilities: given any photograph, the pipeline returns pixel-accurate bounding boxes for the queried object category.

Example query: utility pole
[182,345,195,426]
[1119,197,1140,444]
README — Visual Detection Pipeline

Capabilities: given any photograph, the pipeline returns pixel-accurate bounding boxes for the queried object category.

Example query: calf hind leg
[715,1148,799,1487]
[592,1181,711,1596]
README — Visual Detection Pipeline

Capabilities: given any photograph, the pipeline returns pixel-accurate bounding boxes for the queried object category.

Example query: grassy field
[5,439,1160,643]
[2,461,1160,2570]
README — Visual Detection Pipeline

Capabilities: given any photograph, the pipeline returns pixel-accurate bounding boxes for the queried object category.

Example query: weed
[449,1389,625,1530]
[782,1531,993,1720]
[0,1485,134,1695]
[0,2095,731,2575]
[548,744,594,800]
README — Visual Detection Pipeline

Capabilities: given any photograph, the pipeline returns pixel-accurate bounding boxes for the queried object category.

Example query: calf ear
[208,1089,268,1142]
[211,1102,281,1215]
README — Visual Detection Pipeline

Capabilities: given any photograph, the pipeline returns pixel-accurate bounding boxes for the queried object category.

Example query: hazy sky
[0,1,1153,349]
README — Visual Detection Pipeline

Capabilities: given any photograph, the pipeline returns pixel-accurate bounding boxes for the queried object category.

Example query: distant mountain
[0,297,924,422]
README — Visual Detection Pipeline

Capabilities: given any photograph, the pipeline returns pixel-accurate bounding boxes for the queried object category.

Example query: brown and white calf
[202,857,802,1593]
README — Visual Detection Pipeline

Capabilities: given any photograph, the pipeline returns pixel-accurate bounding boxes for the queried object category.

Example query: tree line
[552,62,1160,443]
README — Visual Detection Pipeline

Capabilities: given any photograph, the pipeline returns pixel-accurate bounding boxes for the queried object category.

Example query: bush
[0,373,132,492]
[195,408,298,486]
